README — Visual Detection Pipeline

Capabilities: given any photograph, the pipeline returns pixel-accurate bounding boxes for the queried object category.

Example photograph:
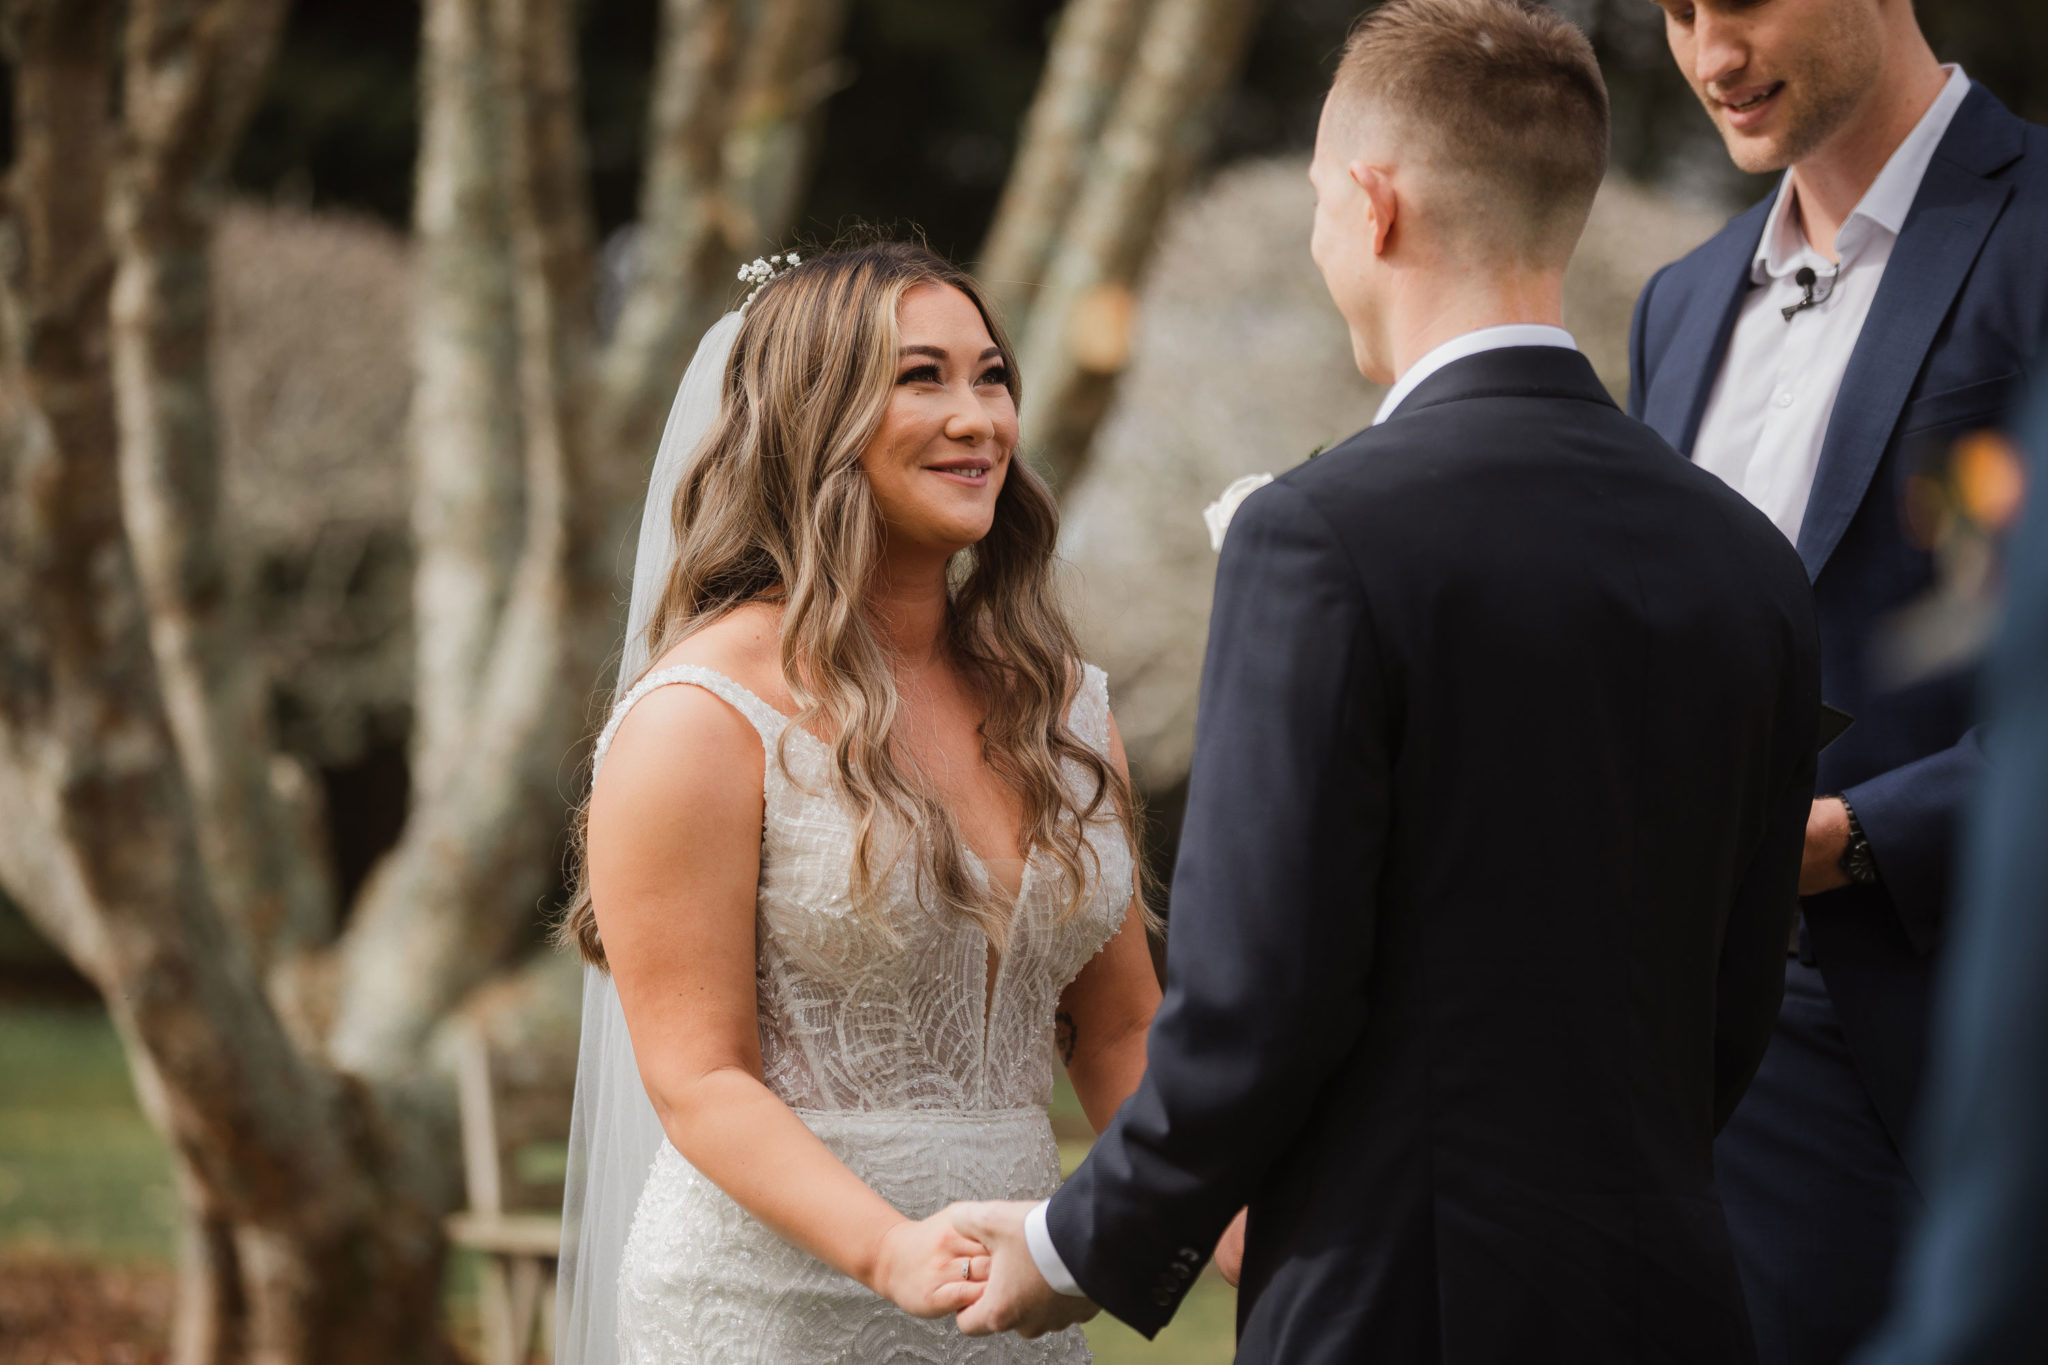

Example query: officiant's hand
[1800,798,1852,895]
[869,1211,992,1319]
[947,1201,1101,1338]
[1213,1207,1248,1287]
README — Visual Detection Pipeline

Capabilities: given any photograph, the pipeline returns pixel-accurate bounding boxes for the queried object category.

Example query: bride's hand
[1214,1207,1249,1288]
[869,1213,993,1318]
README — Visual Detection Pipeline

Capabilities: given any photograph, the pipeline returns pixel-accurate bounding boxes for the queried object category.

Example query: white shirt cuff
[1023,1198,1086,1297]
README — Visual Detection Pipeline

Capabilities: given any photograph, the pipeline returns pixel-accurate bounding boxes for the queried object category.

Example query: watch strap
[1837,795,1878,886]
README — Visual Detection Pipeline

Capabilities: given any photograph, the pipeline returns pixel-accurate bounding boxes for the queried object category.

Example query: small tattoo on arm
[1055,1011,1078,1066]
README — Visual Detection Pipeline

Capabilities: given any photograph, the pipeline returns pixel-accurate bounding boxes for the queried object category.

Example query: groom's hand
[946,1201,1100,1338]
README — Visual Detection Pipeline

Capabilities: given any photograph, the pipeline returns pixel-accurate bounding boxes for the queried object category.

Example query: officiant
[1628,3,2048,1362]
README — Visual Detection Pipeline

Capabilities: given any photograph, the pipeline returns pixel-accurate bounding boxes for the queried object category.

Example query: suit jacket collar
[1641,199,1769,459]
[1384,345,1616,423]
[1650,83,2026,581]
[1796,83,2022,578]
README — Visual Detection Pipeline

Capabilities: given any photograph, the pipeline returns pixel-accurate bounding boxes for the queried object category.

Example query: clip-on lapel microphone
[1781,265,1833,321]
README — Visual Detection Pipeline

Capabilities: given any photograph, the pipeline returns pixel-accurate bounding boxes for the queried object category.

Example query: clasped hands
[890,1201,1250,1338]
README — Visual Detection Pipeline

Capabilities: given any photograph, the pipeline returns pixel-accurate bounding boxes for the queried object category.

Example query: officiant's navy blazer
[1048,346,1820,1364]
[1628,83,2048,1159]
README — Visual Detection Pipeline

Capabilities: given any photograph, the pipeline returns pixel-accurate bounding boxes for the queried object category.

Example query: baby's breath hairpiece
[738,252,802,309]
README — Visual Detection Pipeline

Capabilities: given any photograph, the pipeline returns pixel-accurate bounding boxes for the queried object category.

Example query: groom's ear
[1352,161,1397,258]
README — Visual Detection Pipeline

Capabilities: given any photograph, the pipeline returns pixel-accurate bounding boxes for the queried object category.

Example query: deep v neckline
[712,668,1043,891]
[965,848,1034,1077]
[679,667,1038,1048]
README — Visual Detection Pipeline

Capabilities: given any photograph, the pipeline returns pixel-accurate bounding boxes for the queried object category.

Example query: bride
[553,241,1163,1363]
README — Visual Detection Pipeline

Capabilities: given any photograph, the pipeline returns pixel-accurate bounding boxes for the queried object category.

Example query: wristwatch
[1837,796,1878,886]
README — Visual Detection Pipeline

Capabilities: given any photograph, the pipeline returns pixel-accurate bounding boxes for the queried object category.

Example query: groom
[949,1,1822,1361]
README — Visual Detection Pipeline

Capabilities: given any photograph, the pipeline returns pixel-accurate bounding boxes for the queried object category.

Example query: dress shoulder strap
[593,664,791,781]
[1068,663,1113,756]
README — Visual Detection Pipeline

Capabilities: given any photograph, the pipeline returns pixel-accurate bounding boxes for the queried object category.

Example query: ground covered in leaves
[0,1256,172,1365]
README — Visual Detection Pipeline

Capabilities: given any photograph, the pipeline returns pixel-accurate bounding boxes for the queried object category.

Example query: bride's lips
[1715,81,1786,134]
[925,456,994,486]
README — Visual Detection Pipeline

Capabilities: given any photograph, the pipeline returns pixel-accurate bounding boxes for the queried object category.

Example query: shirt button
[1775,391,1794,409]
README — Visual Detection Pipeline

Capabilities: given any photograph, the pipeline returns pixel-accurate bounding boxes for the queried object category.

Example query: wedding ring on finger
[960,1258,973,1281]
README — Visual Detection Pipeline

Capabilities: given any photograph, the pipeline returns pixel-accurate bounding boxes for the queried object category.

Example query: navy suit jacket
[1049,347,1820,1364]
[1628,84,2048,1160]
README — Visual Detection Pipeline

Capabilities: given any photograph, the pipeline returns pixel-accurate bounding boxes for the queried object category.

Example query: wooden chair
[446,1021,566,1365]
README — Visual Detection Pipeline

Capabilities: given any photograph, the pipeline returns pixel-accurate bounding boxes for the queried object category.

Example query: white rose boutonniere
[1203,473,1275,551]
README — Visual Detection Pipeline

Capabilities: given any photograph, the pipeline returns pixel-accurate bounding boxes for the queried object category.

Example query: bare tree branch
[591,0,849,481]
[327,0,595,1078]
[2,0,863,1345]
[408,0,528,808]
[589,0,745,472]
[1012,0,1266,490]
[0,0,122,978]
[108,0,333,959]
[725,0,853,254]
[979,0,1155,333]
[0,13,461,1357]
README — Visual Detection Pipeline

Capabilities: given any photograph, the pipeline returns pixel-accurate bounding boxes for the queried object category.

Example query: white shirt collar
[1372,323,1579,426]
[1754,65,1971,280]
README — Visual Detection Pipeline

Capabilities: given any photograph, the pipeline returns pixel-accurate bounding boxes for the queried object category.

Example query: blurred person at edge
[1630,3,2048,1363]
[1851,393,2048,1364]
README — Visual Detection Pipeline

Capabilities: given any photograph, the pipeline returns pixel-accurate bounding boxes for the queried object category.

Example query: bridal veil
[554,309,744,1365]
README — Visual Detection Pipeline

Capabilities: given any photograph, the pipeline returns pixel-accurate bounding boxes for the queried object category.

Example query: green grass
[1082,1277,1237,1365]
[0,1002,1237,1361]
[0,1001,179,1261]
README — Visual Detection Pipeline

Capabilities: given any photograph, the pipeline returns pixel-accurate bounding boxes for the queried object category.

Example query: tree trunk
[979,0,1153,331]
[407,0,529,813]
[144,1055,452,1365]
[0,4,458,1360]
[110,0,336,966]
[329,0,850,1079]
[983,0,1267,491]
[0,0,853,1354]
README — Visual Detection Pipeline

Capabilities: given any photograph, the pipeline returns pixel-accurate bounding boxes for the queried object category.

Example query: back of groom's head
[1329,0,1609,269]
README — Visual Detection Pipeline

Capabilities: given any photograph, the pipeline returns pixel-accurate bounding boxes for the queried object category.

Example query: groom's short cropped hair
[1330,0,1609,267]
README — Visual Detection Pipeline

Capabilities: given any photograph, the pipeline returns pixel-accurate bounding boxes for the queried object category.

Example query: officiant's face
[859,282,1020,561]
[1652,0,1886,174]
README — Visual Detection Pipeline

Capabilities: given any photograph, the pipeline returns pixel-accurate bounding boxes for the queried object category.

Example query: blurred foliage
[1,2,2042,252]
[217,1,2048,247]
[1920,4,2048,126]
[804,0,1067,259]
[228,0,423,224]
[0,893,54,971]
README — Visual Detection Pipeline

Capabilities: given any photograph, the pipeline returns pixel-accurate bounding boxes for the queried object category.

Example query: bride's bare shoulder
[641,602,795,713]
[595,606,789,811]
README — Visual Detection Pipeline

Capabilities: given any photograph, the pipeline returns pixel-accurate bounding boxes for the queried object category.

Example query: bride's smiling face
[859,282,1019,561]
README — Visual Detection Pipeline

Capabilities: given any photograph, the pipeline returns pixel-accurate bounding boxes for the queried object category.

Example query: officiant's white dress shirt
[1690,66,1970,543]
[1022,320,1578,1300]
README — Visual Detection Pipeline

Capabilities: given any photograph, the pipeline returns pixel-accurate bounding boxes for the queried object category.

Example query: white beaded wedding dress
[593,660,1131,1364]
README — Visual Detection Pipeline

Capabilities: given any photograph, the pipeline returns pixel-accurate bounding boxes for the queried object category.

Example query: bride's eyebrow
[895,345,1005,362]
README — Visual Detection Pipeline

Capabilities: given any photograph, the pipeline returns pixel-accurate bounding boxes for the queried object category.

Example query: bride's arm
[1056,714,1163,1133]
[589,684,987,1317]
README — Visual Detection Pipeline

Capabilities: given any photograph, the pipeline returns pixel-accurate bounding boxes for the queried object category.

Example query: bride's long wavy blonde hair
[562,241,1146,968]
